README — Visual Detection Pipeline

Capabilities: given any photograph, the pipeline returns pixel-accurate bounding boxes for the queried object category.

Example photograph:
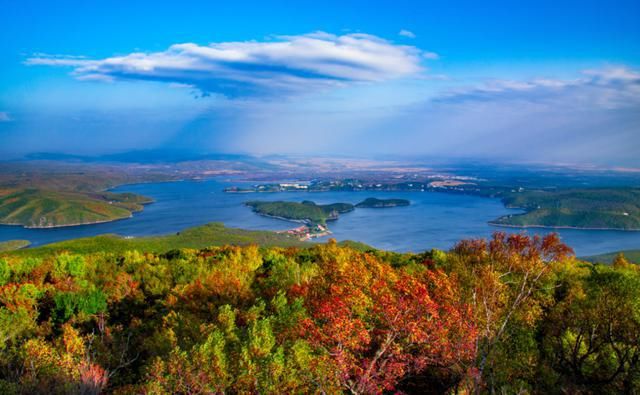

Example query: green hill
[1,222,307,258]
[583,249,640,264]
[0,240,30,252]
[491,188,640,230]
[0,189,152,228]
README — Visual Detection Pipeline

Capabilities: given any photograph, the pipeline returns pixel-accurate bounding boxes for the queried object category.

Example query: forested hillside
[491,188,640,230]
[0,233,639,393]
[0,189,152,228]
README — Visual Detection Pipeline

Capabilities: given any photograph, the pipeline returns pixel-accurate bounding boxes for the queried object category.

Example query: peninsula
[490,188,640,230]
[0,189,153,228]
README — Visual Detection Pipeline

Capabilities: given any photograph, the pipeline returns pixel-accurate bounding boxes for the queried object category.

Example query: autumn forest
[0,232,638,394]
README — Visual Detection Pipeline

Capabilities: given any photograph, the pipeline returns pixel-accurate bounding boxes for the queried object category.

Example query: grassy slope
[0,240,31,252]
[1,222,308,258]
[0,189,152,228]
[491,188,640,230]
[582,249,640,264]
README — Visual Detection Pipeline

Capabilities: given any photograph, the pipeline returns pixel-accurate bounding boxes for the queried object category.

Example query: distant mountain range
[23,149,256,164]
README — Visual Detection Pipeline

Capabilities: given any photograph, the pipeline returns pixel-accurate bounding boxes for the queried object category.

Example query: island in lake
[245,198,410,240]
[245,200,353,224]
[356,197,410,208]
[228,179,640,231]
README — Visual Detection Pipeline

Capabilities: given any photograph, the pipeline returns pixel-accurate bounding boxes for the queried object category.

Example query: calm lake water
[2,179,640,256]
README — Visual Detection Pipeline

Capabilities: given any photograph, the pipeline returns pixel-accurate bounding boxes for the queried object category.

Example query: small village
[277,223,331,241]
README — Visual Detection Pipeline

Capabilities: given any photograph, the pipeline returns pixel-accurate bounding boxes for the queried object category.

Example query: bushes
[53,289,107,322]
[53,253,86,278]
[0,259,10,286]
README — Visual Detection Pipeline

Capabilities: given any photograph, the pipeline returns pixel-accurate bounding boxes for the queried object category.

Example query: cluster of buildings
[278,224,330,241]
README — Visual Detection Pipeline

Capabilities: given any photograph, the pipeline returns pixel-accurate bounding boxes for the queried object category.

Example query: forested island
[355,197,410,208]
[245,198,411,240]
[245,200,354,225]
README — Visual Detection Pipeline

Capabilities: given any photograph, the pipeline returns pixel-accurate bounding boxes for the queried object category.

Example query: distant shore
[489,222,640,232]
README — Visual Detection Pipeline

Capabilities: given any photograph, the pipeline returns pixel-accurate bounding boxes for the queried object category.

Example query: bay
[1,179,640,256]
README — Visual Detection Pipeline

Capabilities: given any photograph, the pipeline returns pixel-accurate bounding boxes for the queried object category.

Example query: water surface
[1,179,639,256]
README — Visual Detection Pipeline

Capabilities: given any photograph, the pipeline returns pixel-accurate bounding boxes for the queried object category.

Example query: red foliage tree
[302,244,477,394]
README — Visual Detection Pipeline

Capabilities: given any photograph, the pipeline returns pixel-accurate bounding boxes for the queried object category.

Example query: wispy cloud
[0,112,11,122]
[26,32,431,97]
[436,67,640,110]
[368,66,640,165]
[398,29,416,38]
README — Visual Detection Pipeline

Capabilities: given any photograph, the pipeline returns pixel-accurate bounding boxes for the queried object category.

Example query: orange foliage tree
[300,241,478,394]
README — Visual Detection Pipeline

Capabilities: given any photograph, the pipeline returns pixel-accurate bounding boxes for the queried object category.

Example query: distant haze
[1,1,639,165]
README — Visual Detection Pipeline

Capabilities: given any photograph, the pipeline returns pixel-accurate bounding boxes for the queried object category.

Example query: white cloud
[398,29,416,38]
[26,32,431,97]
[0,112,11,122]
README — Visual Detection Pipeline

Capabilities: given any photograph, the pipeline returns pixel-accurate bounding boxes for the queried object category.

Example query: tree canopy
[0,233,638,394]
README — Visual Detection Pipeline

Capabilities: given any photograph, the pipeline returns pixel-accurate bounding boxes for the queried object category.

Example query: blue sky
[1,0,639,164]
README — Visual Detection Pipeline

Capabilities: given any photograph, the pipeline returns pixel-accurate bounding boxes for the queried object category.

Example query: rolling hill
[0,188,152,228]
[490,188,640,230]
[0,222,314,257]
[583,249,640,264]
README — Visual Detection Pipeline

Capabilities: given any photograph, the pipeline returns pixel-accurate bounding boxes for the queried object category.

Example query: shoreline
[251,212,312,225]
[1,214,135,229]
[249,209,340,224]
[276,224,332,241]
[0,188,155,230]
[489,222,640,232]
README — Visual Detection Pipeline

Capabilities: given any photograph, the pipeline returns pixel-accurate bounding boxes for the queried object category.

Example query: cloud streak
[26,32,430,97]
[436,67,640,110]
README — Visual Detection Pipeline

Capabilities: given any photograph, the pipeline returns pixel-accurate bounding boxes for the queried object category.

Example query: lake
[1,179,640,256]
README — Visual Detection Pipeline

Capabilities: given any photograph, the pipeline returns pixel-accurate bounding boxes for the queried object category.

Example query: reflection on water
[1,179,640,256]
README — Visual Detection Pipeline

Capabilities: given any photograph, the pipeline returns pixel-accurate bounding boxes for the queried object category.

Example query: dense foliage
[0,233,638,394]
